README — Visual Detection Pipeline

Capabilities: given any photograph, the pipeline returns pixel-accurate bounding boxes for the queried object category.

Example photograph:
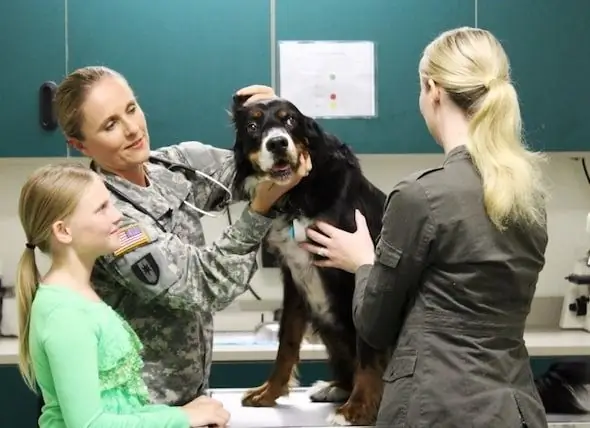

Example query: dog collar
[288,219,307,242]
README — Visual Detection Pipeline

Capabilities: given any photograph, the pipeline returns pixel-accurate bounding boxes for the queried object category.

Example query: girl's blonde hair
[54,65,125,140]
[420,27,547,231]
[17,163,97,391]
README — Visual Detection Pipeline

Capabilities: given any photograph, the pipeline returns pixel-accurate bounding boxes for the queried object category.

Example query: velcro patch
[131,254,160,285]
[113,224,150,257]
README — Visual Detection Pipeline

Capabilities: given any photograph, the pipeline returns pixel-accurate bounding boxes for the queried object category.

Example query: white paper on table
[211,388,341,428]
[278,40,377,119]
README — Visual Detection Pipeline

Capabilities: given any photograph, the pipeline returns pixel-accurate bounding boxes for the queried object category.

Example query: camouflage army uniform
[90,141,272,406]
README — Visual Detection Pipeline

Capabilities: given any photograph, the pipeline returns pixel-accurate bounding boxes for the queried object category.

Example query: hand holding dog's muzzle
[250,152,312,214]
[299,151,313,177]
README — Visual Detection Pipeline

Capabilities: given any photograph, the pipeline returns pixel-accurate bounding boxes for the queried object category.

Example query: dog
[228,95,590,424]
[230,94,389,426]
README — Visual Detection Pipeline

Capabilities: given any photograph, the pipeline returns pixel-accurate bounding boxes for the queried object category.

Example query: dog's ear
[229,95,252,195]
[303,115,325,144]
[230,146,253,200]
[227,94,250,126]
[232,93,250,108]
[231,94,250,119]
[302,114,347,166]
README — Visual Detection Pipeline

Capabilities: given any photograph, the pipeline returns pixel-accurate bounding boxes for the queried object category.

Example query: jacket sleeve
[41,307,190,428]
[95,205,272,313]
[154,141,243,210]
[353,179,436,350]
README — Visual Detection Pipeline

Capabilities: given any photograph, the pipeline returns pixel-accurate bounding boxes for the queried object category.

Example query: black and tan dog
[230,95,389,426]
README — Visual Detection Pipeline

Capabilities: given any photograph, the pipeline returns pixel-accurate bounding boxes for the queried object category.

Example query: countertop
[210,387,590,427]
[1,328,590,365]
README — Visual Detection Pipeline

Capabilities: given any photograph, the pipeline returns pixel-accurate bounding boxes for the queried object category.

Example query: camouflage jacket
[91,141,272,405]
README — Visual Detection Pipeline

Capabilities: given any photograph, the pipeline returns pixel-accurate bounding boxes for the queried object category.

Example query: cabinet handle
[39,81,58,131]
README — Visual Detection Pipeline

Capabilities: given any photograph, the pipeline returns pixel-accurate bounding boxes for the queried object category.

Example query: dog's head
[231,95,322,194]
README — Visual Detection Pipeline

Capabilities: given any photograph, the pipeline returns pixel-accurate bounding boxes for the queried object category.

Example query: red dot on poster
[330,93,337,100]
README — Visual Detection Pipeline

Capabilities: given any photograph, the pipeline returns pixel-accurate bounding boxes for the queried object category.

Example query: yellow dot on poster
[329,101,337,110]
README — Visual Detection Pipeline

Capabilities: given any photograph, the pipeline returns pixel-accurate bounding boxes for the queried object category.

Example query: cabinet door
[276,0,475,154]
[0,0,67,157]
[478,0,590,152]
[68,0,270,152]
[0,366,39,428]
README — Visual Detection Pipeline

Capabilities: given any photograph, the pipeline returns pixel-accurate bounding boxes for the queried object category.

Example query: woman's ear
[68,138,89,156]
[427,78,441,104]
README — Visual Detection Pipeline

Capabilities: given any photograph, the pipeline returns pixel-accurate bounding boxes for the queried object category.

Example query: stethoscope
[90,155,233,232]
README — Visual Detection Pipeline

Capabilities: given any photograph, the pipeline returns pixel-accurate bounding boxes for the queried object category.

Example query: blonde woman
[301,27,556,426]
[16,163,230,427]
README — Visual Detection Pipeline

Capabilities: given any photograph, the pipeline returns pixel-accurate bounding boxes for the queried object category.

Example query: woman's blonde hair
[54,65,125,140]
[420,27,547,231]
[17,163,97,391]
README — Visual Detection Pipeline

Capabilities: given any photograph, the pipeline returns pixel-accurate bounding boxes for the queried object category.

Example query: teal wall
[0,358,571,427]
[1,0,589,158]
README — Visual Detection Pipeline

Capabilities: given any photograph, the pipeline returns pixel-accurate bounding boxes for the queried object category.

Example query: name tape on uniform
[114,224,150,257]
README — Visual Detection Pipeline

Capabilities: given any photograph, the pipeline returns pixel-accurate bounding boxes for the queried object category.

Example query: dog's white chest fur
[267,216,332,322]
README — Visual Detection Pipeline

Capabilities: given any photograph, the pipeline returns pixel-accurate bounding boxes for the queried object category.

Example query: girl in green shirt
[15,163,230,428]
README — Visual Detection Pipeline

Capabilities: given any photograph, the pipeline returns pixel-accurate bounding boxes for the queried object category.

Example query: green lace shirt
[29,285,190,428]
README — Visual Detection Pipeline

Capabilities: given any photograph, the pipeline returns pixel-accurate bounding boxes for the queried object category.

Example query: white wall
[1,153,589,330]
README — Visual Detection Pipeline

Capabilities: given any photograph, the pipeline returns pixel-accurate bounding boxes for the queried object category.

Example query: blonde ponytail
[467,81,547,230]
[420,26,547,231]
[16,162,97,393]
[16,247,40,392]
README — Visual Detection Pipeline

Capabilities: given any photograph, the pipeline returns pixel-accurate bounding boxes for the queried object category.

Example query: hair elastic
[25,242,36,250]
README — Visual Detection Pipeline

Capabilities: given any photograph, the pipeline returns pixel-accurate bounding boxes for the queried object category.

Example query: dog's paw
[326,411,353,426]
[241,381,287,407]
[308,380,350,403]
[329,400,378,426]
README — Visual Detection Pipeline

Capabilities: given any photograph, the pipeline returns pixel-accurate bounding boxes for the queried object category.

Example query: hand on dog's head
[232,93,277,111]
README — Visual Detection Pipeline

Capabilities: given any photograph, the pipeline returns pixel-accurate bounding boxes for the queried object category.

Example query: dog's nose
[265,136,289,153]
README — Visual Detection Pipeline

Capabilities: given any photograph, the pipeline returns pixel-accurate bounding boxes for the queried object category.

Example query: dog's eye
[247,122,258,132]
[285,117,295,128]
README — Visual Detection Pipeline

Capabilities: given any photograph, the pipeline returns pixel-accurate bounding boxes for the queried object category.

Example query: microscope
[559,214,590,332]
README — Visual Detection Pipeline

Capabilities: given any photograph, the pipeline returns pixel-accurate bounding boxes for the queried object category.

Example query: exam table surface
[210,388,590,428]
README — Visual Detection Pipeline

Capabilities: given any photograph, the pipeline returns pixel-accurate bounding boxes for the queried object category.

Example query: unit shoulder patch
[130,254,160,285]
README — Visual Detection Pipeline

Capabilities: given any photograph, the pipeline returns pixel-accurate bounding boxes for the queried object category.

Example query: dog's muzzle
[258,128,298,179]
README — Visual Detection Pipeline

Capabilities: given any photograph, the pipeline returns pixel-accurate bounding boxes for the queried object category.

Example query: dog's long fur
[230,96,389,425]
[535,361,590,415]
[229,95,590,423]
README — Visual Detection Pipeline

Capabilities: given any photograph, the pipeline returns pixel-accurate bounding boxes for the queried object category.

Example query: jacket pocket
[379,348,417,426]
[375,238,403,269]
[383,348,417,382]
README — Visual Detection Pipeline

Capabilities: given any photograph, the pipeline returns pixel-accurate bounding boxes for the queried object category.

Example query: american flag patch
[113,224,150,257]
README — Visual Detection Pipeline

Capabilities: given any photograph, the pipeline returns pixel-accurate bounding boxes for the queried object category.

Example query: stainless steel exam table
[210,387,590,428]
